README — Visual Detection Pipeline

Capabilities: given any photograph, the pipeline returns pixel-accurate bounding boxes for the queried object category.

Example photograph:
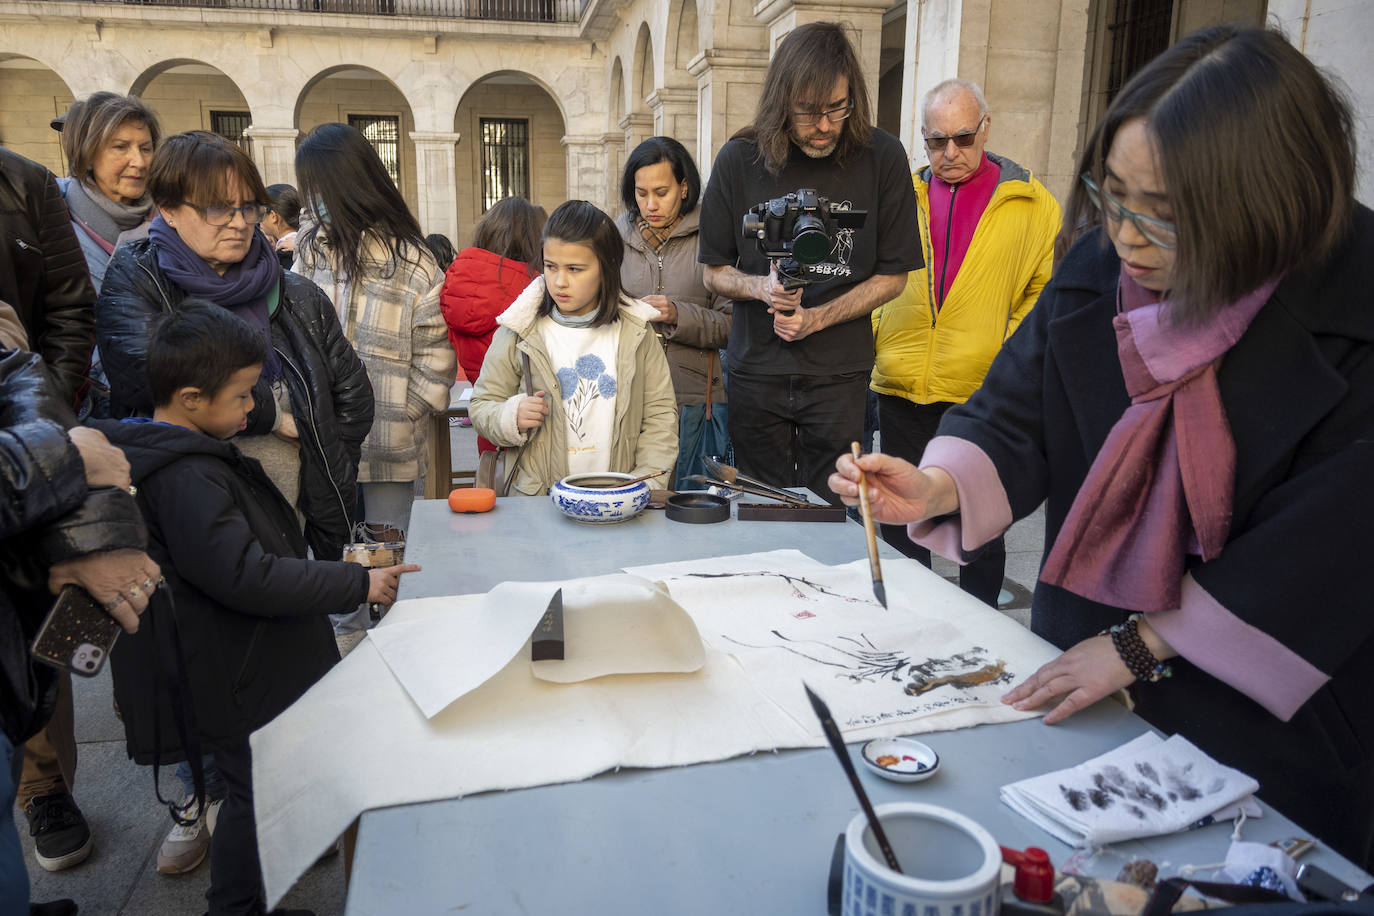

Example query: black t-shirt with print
[698,128,922,376]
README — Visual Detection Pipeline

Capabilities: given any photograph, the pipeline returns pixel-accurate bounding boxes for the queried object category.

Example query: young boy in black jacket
[96,300,418,916]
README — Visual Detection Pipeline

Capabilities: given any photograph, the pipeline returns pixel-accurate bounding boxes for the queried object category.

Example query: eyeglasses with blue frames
[922,116,987,153]
[791,101,854,127]
[1080,174,1177,249]
[181,201,269,227]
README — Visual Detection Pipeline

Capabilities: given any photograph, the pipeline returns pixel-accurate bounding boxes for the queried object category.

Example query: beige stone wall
[298,75,419,214]
[949,0,1087,204]
[876,8,907,138]
[0,65,74,175]
[1269,0,1374,205]
[452,81,568,246]
[1175,0,1265,36]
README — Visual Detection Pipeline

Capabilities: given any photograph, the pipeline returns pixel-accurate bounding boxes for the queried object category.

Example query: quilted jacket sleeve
[0,349,87,537]
[31,168,96,408]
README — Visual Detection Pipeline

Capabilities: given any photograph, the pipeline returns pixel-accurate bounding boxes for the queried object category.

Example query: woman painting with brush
[469,200,678,495]
[830,25,1374,869]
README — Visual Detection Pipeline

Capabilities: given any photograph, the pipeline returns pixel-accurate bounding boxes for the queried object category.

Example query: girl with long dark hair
[293,122,455,638]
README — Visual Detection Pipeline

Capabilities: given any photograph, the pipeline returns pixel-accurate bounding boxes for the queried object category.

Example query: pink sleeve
[1148,574,1329,721]
[906,436,1014,566]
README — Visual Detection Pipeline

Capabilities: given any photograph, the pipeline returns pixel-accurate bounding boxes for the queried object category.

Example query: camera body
[741,188,867,290]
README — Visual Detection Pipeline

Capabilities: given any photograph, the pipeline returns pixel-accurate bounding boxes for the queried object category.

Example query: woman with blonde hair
[56,91,162,419]
[57,91,161,292]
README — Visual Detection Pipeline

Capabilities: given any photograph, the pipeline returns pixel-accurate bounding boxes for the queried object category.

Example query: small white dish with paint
[861,738,940,783]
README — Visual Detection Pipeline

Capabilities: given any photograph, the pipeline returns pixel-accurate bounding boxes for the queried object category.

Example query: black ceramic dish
[665,492,731,524]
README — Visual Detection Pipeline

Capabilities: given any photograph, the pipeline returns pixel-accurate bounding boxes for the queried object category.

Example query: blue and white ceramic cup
[843,803,1002,916]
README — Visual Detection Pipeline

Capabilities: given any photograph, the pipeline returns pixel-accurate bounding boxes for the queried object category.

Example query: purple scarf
[149,215,281,377]
[1038,269,1278,611]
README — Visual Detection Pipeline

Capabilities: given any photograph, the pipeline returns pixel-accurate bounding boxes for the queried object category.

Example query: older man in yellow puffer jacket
[870,78,1059,607]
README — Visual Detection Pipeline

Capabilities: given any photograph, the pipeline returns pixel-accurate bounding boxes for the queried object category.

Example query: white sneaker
[156,794,223,875]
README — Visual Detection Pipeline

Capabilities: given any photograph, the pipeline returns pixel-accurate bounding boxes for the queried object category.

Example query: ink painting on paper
[624,550,1053,733]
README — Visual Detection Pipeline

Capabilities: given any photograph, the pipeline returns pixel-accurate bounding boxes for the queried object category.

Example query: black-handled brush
[804,683,902,873]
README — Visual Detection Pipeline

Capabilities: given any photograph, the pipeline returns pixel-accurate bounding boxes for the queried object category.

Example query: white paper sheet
[366,580,559,718]
[252,551,1059,906]
[530,575,704,683]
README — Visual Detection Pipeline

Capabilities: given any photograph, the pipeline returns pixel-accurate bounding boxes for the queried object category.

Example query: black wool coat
[96,240,374,560]
[940,209,1374,870]
[96,419,368,763]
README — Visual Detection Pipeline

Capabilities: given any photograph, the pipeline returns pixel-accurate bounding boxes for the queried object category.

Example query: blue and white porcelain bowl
[550,473,651,524]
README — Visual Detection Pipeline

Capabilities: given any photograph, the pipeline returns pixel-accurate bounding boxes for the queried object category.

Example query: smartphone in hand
[30,585,121,677]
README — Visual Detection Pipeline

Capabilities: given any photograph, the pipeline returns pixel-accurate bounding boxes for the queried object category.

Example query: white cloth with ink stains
[1000,733,1261,846]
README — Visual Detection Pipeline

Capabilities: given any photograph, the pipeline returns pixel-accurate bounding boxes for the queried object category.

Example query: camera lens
[792,214,830,263]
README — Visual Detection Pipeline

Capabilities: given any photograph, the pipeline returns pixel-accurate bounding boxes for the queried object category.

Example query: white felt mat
[251,552,1059,907]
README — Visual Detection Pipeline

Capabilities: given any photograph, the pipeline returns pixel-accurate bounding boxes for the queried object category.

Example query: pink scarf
[1038,270,1278,611]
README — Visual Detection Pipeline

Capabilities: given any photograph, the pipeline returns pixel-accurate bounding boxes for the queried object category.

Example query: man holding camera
[869,79,1059,606]
[699,21,921,502]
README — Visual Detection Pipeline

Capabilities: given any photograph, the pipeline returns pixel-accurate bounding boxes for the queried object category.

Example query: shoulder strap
[498,351,536,495]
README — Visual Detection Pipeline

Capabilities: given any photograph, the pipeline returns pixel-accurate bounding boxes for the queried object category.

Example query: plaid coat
[297,235,456,483]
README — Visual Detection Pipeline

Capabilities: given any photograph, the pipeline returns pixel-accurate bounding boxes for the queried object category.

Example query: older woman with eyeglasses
[97,130,373,563]
[832,25,1374,869]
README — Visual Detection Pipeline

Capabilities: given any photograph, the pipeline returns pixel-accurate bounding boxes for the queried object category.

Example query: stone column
[243,126,300,188]
[647,88,697,151]
[754,0,891,109]
[562,135,609,211]
[688,48,770,183]
[619,113,654,154]
[409,131,462,240]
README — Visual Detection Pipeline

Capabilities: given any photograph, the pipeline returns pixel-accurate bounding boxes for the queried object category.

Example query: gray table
[346,497,1373,914]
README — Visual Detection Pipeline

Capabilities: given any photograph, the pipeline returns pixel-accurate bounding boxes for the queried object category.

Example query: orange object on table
[448,487,496,513]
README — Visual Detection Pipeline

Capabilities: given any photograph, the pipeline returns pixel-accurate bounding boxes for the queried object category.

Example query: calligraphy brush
[804,683,903,874]
[583,469,670,489]
[850,442,887,607]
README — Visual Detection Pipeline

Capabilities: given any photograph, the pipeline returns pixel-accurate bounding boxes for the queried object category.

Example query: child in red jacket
[438,197,543,452]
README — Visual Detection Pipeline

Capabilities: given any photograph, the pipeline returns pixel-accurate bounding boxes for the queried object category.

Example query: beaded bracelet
[1104,613,1173,683]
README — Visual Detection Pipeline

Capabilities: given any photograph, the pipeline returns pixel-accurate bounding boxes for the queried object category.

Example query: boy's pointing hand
[366,563,422,605]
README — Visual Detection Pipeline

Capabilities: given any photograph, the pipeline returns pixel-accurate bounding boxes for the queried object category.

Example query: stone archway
[452,71,567,246]
[654,0,700,153]
[610,57,627,132]
[130,59,252,149]
[294,66,420,214]
[630,22,655,120]
[0,55,75,175]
